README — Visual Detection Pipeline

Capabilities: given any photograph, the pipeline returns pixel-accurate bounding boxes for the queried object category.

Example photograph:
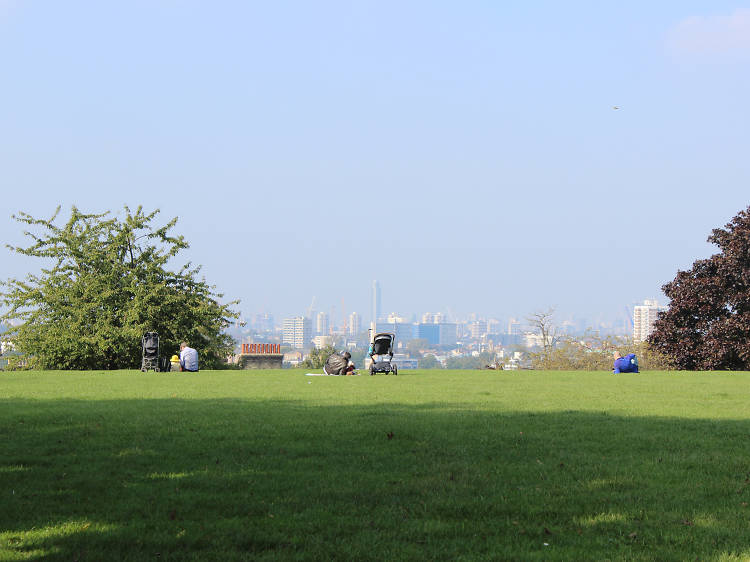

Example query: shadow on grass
[2,397,750,560]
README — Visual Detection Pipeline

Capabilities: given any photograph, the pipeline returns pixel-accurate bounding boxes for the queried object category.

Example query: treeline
[528,333,671,371]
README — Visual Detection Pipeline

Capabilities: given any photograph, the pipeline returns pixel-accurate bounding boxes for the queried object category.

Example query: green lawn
[3,369,750,561]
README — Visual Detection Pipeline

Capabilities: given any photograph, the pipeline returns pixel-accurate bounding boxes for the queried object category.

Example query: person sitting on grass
[613,351,638,374]
[324,351,356,376]
[179,341,199,372]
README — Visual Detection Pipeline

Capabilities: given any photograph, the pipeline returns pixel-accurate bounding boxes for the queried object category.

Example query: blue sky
[1,1,749,327]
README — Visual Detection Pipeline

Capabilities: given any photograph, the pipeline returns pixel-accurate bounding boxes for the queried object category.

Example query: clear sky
[1,1,749,327]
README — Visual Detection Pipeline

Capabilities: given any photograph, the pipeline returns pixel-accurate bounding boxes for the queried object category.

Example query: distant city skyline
[245,279,652,337]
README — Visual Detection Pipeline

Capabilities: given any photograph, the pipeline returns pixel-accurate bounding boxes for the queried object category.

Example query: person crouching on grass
[613,351,638,374]
[179,341,199,372]
[342,351,356,375]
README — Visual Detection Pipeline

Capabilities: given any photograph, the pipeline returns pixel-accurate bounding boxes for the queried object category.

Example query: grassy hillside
[2,369,750,560]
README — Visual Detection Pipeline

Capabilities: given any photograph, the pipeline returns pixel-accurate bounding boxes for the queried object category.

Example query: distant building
[283,350,303,367]
[312,335,333,349]
[497,333,523,346]
[421,312,444,324]
[375,322,416,347]
[315,311,329,335]
[633,299,665,342]
[417,323,457,346]
[386,312,408,323]
[468,321,487,339]
[282,317,312,349]
[507,318,522,335]
[438,323,458,346]
[523,332,549,349]
[348,312,361,336]
[392,353,418,370]
[417,323,440,345]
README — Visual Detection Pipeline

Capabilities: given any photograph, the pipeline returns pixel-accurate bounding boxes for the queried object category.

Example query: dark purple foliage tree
[649,206,750,370]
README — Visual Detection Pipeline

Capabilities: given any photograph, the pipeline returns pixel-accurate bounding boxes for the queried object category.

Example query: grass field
[3,369,750,561]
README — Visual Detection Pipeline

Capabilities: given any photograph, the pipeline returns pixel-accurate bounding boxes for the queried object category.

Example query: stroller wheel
[141,368,146,372]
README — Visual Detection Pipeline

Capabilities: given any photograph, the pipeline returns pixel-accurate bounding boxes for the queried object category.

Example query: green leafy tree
[0,206,239,370]
[418,354,442,369]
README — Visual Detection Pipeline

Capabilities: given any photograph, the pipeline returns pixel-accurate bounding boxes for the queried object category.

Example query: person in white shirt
[179,342,199,372]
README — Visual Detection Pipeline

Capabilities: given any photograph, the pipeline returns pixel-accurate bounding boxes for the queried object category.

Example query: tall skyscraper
[282,317,312,349]
[371,280,381,324]
[633,300,664,343]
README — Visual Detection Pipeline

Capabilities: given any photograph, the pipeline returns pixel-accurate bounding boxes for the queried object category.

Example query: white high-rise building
[283,317,312,349]
[421,312,444,324]
[469,321,487,339]
[633,300,665,343]
[315,311,329,335]
[348,312,361,336]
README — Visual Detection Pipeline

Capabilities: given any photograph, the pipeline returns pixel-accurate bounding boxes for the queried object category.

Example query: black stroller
[368,332,397,375]
[141,332,160,372]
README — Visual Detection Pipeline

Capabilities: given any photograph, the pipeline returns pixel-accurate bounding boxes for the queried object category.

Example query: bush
[529,332,672,371]
[300,345,337,369]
